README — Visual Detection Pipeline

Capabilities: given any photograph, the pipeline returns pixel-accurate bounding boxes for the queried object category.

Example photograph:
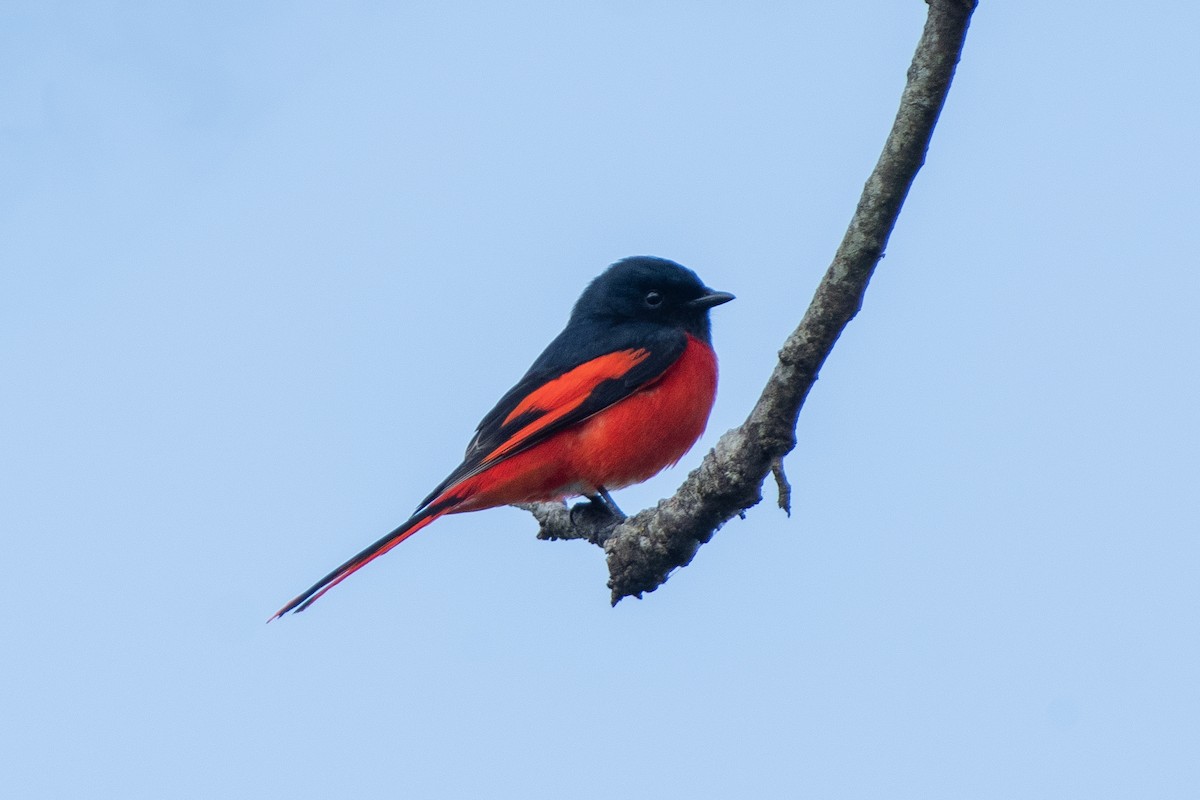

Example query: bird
[271,256,733,618]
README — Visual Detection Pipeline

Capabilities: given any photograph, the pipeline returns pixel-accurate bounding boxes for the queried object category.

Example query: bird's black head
[571,256,734,342]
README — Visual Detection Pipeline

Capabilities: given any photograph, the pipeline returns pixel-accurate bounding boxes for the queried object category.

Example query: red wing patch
[486,348,651,461]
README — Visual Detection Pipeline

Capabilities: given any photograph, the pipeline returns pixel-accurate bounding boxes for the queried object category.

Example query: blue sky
[2,2,1198,798]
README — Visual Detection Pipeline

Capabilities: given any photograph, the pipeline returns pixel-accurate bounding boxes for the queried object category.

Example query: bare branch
[528,0,978,604]
[771,457,792,517]
[520,501,622,547]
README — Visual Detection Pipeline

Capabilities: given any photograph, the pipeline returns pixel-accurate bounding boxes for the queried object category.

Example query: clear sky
[3,3,1198,798]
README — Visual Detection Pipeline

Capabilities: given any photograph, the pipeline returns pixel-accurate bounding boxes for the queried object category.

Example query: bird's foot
[569,489,626,545]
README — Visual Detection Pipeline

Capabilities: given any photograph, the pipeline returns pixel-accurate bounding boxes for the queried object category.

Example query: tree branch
[525,0,978,604]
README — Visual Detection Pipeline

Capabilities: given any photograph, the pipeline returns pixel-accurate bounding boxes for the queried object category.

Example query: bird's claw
[569,493,626,545]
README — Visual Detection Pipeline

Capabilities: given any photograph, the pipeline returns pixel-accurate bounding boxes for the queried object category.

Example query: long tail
[269,496,459,620]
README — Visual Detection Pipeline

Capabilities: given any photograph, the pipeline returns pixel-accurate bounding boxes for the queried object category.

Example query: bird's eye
[644,290,664,308]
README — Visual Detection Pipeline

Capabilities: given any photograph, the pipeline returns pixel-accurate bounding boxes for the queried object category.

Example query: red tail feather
[269,506,450,620]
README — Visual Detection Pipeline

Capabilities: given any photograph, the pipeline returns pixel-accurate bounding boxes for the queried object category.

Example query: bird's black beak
[687,289,735,310]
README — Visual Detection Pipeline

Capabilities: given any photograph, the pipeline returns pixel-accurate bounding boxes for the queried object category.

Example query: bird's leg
[570,494,620,525]
[568,486,626,545]
[595,486,626,520]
